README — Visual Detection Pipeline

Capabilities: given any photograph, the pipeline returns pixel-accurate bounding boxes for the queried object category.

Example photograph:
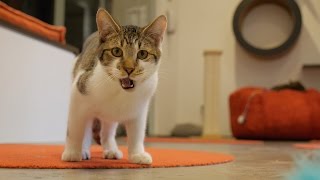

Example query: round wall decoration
[233,0,302,57]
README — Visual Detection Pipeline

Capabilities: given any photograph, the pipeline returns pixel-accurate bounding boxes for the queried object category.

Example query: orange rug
[0,144,234,169]
[293,142,320,150]
[144,137,263,145]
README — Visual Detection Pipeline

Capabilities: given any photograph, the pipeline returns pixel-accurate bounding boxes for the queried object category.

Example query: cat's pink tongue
[120,78,134,89]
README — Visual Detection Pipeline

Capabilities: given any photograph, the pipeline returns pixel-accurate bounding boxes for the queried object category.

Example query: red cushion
[229,87,320,140]
[0,1,66,43]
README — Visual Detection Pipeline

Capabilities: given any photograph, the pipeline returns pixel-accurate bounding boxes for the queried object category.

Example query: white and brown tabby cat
[61,8,167,165]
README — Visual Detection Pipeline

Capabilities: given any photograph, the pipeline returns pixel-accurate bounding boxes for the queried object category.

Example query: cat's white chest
[92,86,149,121]
[74,63,157,122]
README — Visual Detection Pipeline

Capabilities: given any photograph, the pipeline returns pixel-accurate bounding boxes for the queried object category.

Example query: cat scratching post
[202,50,222,137]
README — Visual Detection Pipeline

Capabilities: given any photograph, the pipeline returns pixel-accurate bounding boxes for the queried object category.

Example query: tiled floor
[0,141,309,180]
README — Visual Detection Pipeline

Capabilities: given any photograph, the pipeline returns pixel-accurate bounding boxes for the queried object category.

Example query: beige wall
[153,0,320,136]
[151,0,237,135]
[112,0,154,26]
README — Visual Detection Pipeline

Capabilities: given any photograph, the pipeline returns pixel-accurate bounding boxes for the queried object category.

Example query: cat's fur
[61,8,167,164]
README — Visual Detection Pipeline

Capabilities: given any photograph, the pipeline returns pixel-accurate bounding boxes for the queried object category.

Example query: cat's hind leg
[100,121,123,159]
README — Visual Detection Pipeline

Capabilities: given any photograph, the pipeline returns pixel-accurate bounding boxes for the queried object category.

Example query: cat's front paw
[61,149,82,162]
[103,149,123,159]
[129,152,152,165]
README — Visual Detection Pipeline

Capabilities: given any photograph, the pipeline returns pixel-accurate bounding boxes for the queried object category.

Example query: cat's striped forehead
[120,25,142,45]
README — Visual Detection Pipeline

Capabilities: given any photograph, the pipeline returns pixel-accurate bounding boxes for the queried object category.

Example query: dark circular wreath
[233,0,302,57]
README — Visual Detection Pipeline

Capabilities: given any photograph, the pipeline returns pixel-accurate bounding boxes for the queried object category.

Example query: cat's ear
[96,8,120,42]
[142,15,167,47]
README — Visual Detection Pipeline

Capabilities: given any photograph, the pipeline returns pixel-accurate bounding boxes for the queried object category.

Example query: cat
[61,8,167,165]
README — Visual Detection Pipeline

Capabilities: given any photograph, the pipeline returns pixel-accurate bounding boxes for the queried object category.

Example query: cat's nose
[124,67,134,75]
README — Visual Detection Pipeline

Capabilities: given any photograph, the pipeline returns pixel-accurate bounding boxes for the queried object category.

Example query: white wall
[0,26,75,143]
[153,0,237,135]
[153,0,320,136]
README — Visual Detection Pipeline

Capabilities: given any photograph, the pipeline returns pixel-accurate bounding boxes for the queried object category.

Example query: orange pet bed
[0,1,66,43]
[0,144,234,169]
[230,87,320,140]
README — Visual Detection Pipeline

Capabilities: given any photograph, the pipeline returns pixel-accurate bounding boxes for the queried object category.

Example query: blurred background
[0,0,320,143]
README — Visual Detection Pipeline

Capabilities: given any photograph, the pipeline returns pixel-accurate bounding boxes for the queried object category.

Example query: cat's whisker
[157,69,169,79]
[92,79,106,89]
[158,74,169,80]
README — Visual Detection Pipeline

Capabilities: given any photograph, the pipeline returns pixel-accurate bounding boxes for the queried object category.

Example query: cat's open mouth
[120,78,134,89]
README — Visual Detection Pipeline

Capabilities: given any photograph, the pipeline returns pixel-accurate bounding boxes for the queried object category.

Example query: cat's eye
[111,47,123,57]
[137,50,148,60]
